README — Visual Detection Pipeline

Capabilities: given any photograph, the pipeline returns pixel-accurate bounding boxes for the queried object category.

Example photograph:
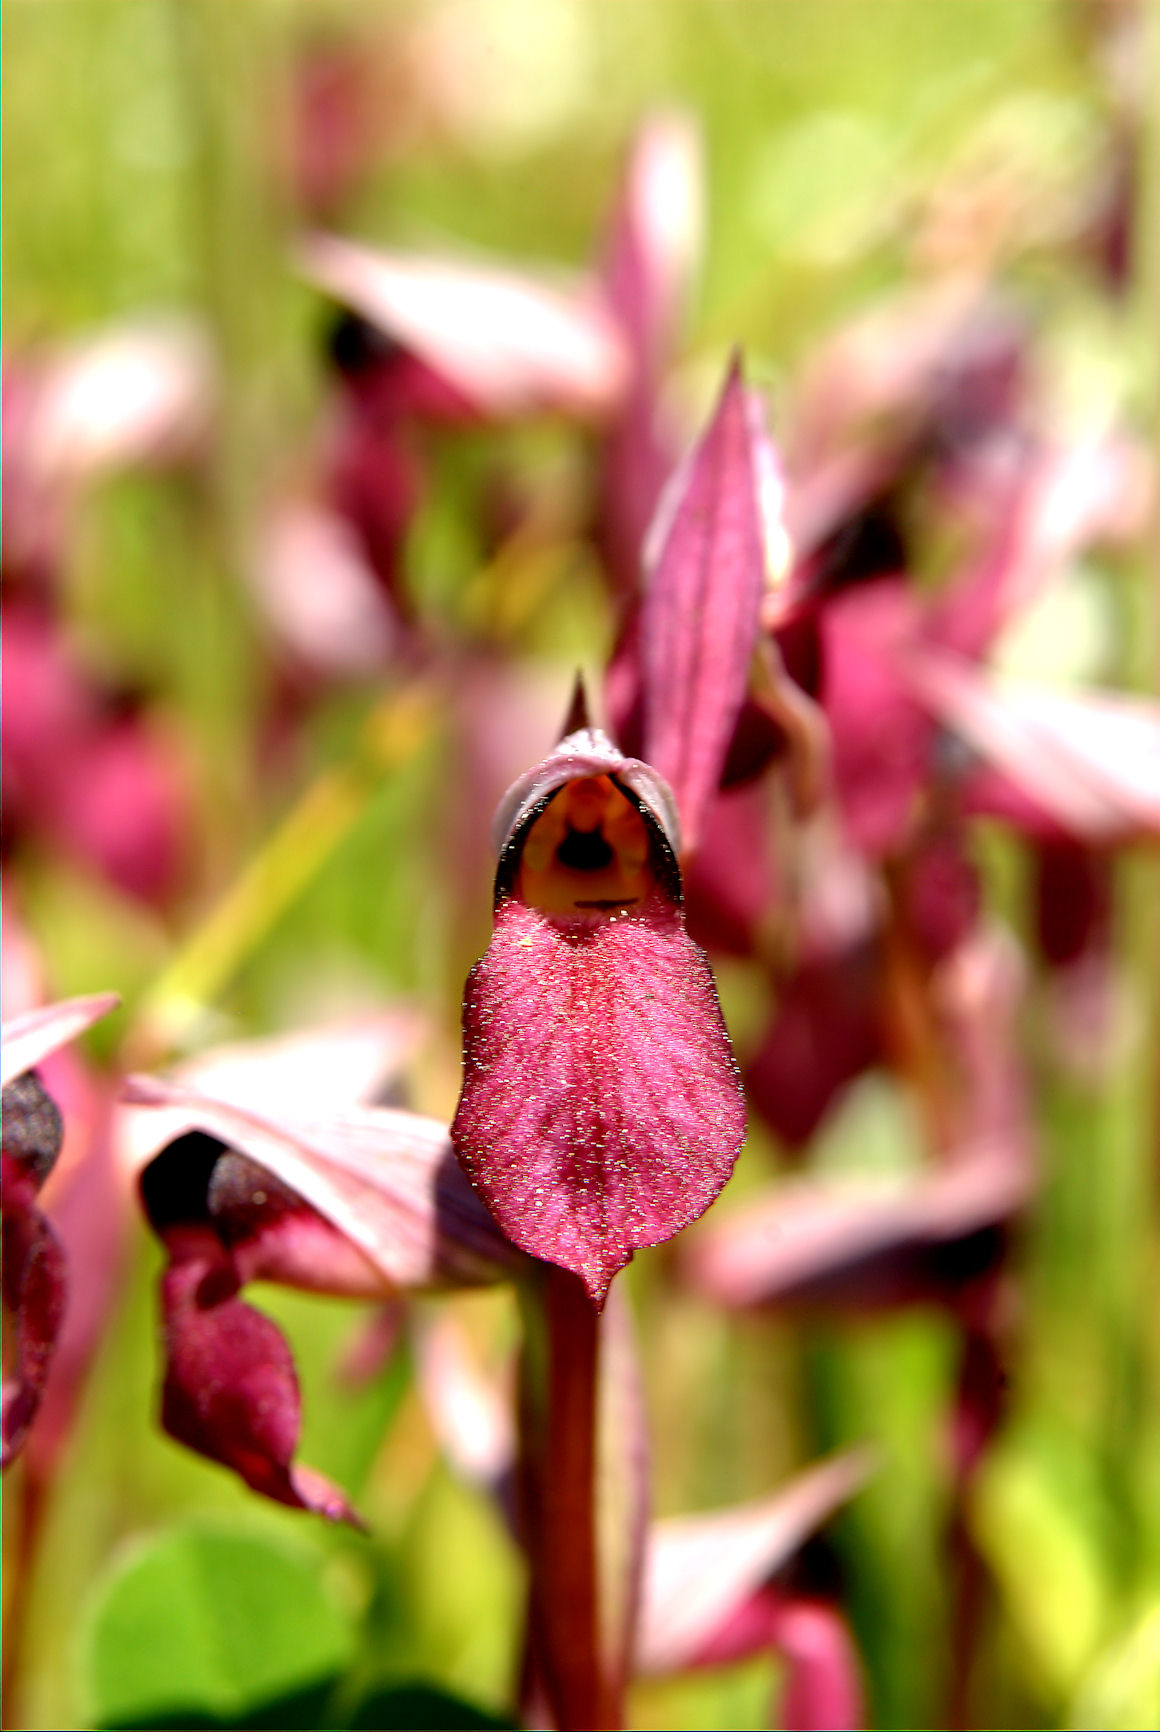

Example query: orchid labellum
[451,715,747,1308]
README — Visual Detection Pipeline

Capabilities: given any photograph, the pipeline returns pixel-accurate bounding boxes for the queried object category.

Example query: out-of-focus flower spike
[641,357,785,853]
[910,653,1160,842]
[13,318,212,493]
[300,234,628,419]
[1,994,121,1089]
[684,1134,1031,1315]
[602,112,702,369]
[925,434,1145,664]
[635,1451,873,1677]
[124,1076,517,1293]
[595,114,704,594]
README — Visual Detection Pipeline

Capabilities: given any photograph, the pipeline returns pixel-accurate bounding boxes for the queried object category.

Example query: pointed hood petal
[910,652,1160,842]
[641,358,785,851]
[124,1076,516,1292]
[1,992,120,1088]
[636,1452,873,1675]
[300,234,627,419]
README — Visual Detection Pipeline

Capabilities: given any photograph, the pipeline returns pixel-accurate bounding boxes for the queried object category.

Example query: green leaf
[349,1682,513,1730]
[83,1524,355,1730]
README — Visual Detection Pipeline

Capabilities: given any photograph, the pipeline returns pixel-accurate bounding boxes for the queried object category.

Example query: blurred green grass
[3,3,1158,1729]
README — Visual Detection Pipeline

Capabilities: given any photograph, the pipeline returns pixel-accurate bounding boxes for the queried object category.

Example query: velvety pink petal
[636,1453,872,1676]
[300,234,627,418]
[1,1165,67,1470]
[1,993,120,1089]
[452,890,746,1305]
[641,359,781,852]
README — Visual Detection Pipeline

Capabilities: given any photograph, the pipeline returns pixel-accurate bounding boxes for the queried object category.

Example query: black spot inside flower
[140,1132,230,1234]
[556,828,614,872]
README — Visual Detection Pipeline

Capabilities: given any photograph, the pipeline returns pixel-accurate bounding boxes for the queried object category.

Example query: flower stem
[517,1265,622,1732]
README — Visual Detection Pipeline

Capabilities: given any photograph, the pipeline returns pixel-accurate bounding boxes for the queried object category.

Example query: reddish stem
[517,1264,621,1732]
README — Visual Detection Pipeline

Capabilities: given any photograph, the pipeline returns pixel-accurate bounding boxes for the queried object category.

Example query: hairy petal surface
[452,890,745,1305]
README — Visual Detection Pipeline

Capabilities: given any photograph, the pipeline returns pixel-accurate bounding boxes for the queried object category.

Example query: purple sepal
[641,358,783,852]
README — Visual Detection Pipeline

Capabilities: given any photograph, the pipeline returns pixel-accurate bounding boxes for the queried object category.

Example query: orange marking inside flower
[516,776,655,915]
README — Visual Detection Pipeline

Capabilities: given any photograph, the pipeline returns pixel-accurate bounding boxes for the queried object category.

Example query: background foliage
[3,3,1158,1728]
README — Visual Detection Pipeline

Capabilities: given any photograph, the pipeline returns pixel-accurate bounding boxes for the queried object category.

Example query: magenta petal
[300,234,627,419]
[207,1150,386,1298]
[684,1140,1032,1315]
[452,890,746,1305]
[595,116,703,594]
[770,1598,866,1732]
[911,653,1160,842]
[636,1452,872,1675]
[124,1077,515,1292]
[1,1167,67,1470]
[642,358,782,852]
[1,993,120,1089]
[158,1239,360,1525]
